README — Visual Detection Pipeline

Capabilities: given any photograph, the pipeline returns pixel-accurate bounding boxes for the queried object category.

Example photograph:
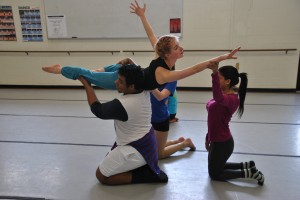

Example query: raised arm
[130,0,159,58]
[78,76,128,121]
[208,62,226,103]
[78,76,98,106]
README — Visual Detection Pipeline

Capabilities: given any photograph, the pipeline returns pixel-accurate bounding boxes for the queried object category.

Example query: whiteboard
[44,0,183,39]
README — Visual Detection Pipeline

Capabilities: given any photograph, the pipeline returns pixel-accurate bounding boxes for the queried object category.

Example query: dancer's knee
[95,168,108,184]
[208,166,221,180]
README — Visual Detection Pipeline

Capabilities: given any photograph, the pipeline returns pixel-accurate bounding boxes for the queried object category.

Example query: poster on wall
[19,6,43,42]
[0,6,17,41]
[170,18,181,37]
[46,15,67,38]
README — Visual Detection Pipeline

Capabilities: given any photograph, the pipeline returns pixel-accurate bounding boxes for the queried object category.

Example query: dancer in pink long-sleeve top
[205,63,265,186]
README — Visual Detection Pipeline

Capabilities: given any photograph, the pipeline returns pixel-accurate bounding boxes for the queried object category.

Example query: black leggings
[208,137,243,181]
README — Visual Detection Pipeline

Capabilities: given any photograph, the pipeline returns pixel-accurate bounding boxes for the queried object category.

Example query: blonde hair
[155,35,179,59]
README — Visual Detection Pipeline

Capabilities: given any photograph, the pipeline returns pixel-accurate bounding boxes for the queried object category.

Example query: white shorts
[99,145,146,177]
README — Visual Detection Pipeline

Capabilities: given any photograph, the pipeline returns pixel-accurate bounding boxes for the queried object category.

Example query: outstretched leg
[42,64,62,74]
[42,64,121,90]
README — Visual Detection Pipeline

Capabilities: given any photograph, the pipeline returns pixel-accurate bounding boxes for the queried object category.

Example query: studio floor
[0,88,299,200]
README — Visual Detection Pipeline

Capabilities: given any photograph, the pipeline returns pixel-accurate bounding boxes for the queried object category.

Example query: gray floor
[0,88,299,200]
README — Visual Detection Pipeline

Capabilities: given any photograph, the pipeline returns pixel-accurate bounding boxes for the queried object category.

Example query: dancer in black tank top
[130,1,240,90]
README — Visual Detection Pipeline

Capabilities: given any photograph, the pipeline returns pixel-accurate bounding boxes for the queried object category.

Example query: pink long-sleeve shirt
[206,72,239,142]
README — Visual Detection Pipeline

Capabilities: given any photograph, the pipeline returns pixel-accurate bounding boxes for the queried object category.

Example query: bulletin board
[44,0,183,39]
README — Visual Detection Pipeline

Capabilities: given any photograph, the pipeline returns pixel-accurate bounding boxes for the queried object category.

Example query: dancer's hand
[117,58,137,66]
[78,76,91,86]
[205,134,210,151]
[130,0,146,17]
[214,46,241,63]
[130,0,158,56]
[205,141,210,151]
[208,61,219,74]
[226,46,241,59]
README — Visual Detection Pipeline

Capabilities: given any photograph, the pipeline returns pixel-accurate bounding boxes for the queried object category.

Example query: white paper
[46,15,67,38]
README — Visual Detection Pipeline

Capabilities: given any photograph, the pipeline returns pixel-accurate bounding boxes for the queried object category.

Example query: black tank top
[142,57,174,90]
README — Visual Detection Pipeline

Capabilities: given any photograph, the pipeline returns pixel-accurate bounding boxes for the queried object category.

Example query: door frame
[297,54,300,91]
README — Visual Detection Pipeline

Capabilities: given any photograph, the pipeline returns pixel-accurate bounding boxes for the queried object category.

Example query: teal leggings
[61,64,121,90]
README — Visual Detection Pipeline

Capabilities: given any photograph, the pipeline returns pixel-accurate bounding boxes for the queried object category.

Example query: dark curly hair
[118,64,144,91]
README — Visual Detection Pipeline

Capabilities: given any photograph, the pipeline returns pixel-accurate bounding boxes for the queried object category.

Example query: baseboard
[176,87,297,93]
[0,85,297,93]
[0,85,89,90]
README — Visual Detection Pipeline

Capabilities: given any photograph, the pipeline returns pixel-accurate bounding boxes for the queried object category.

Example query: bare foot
[169,117,179,123]
[42,64,62,74]
[183,138,196,151]
[166,137,185,147]
[178,137,185,143]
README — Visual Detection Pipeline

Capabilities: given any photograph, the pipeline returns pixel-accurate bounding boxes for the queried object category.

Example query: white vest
[114,91,152,145]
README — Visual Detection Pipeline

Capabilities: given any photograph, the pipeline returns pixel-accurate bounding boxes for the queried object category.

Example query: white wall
[1,0,300,89]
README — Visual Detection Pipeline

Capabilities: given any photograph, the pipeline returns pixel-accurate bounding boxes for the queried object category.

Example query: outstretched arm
[93,58,137,72]
[155,47,241,84]
[130,0,158,58]
[117,58,138,66]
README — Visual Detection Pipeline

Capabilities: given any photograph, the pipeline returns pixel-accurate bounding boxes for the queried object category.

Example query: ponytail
[237,73,248,118]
